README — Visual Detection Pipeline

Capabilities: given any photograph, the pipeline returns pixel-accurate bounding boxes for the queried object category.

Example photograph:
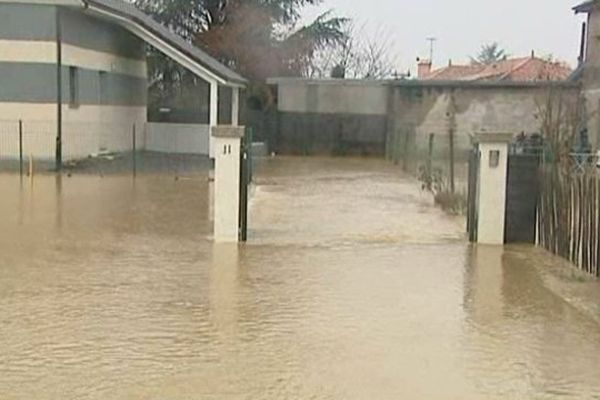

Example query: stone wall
[388,83,571,161]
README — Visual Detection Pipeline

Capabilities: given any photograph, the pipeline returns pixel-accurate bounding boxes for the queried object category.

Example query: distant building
[417,55,572,82]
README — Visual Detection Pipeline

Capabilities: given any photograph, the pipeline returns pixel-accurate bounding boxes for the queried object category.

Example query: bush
[434,191,467,215]
[417,164,467,215]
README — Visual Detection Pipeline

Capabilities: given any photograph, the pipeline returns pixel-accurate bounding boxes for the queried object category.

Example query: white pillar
[209,80,219,159]
[231,87,240,127]
[213,126,245,242]
[475,133,513,245]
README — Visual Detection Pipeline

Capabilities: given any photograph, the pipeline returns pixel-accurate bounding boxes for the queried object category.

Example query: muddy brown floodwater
[1,156,600,400]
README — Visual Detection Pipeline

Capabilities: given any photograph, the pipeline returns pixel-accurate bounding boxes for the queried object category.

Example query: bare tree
[309,23,399,79]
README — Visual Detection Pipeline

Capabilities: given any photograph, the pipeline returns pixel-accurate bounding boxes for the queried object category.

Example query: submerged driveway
[1,156,600,399]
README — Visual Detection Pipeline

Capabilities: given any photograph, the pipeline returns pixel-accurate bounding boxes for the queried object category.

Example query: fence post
[448,93,456,194]
[132,123,137,178]
[449,126,456,194]
[427,133,434,174]
[424,133,435,191]
[18,120,23,177]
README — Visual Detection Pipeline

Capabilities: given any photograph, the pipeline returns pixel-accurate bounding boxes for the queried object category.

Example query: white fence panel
[146,123,210,156]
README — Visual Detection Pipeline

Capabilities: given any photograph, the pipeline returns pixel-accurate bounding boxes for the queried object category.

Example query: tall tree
[135,0,347,111]
[471,42,509,65]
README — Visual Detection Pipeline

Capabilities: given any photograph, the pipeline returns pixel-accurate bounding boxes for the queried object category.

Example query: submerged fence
[0,119,211,175]
[538,163,600,277]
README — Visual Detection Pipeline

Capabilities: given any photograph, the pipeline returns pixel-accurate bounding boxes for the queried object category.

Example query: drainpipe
[579,21,587,67]
[55,7,63,171]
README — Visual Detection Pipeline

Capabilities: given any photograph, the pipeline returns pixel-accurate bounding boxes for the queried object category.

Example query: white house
[0,0,246,164]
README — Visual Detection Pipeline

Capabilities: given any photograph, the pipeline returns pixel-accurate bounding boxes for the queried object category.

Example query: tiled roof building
[417,55,572,82]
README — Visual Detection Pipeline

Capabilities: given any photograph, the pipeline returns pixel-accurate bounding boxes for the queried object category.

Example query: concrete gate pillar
[213,126,245,243]
[475,133,513,245]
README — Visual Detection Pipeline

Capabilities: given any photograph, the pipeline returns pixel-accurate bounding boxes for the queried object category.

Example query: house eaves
[574,0,597,13]
[83,0,246,87]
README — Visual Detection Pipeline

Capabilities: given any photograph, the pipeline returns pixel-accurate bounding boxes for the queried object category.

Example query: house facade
[575,0,600,148]
[0,0,245,163]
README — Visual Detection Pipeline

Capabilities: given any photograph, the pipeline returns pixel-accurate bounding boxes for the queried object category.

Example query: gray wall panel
[0,62,56,102]
[0,4,56,41]
[0,4,145,60]
[61,8,145,60]
[0,62,147,106]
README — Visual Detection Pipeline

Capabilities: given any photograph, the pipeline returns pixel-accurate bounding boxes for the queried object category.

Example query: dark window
[69,66,79,108]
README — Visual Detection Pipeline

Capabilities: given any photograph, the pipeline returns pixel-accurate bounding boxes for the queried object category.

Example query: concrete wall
[389,84,555,159]
[277,80,388,115]
[273,80,389,155]
[145,123,210,155]
[272,79,578,160]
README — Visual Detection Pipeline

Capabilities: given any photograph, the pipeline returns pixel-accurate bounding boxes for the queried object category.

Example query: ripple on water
[1,159,600,399]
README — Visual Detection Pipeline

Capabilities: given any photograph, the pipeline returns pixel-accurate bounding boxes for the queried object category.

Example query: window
[69,66,79,108]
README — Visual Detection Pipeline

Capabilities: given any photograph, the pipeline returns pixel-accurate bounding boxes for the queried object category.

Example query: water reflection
[464,245,600,399]
[1,157,600,399]
[210,244,240,341]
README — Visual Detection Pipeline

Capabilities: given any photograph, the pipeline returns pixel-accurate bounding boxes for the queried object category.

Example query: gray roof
[574,0,597,13]
[569,63,585,81]
[83,0,246,86]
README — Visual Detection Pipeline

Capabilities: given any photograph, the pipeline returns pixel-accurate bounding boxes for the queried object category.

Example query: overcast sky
[302,0,586,74]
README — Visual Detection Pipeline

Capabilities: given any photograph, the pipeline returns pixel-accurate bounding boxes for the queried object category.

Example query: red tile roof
[423,57,572,82]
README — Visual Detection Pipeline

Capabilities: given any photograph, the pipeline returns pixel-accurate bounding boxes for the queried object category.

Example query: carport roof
[574,0,597,13]
[84,0,246,86]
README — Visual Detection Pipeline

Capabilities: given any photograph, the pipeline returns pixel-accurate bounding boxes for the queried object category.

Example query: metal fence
[0,119,211,176]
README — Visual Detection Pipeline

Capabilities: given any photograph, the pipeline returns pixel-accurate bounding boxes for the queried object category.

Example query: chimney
[417,58,433,79]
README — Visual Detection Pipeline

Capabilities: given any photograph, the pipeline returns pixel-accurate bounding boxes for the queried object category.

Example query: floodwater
[1,157,600,399]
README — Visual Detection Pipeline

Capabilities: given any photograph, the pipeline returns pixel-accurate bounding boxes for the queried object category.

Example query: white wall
[477,141,509,245]
[277,80,389,116]
[145,123,210,155]
[0,104,146,160]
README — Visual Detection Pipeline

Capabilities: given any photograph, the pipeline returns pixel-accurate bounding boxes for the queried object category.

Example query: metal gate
[238,127,253,242]
[504,153,540,244]
[466,138,541,245]
[467,149,479,243]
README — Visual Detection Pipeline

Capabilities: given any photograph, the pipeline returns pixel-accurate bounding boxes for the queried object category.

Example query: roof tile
[422,57,572,82]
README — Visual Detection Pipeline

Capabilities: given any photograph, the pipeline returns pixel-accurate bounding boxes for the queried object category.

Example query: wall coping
[212,125,245,138]
[267,77,580,90]
[474,132,515,143]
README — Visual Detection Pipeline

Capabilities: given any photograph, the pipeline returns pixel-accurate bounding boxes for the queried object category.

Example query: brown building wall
[388,84,567,160]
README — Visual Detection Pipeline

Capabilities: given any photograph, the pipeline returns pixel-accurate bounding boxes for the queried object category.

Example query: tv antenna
[426,37,437,62]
